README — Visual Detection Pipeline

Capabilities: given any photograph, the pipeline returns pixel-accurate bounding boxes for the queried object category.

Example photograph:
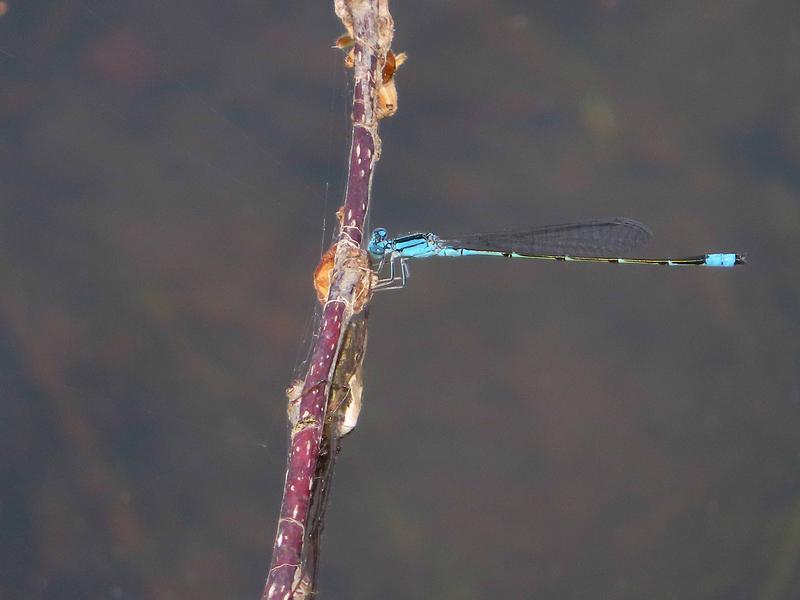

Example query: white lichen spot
[356,144,361,157]
[360,169,365,177]
[292,506,299,519]
[347,209,352,220]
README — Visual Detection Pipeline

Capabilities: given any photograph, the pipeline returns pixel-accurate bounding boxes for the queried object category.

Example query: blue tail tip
[705,253,747,267]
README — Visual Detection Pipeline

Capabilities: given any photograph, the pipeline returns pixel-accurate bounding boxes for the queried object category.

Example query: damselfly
[367,217,745,289]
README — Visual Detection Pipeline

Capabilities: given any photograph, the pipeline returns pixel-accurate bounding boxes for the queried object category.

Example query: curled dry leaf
[313,242,375,311]
[335,30,405,119]
[377,50,406,118]
[333,34,354,49]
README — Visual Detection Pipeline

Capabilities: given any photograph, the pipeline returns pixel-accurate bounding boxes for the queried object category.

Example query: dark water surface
[2,1,799,598]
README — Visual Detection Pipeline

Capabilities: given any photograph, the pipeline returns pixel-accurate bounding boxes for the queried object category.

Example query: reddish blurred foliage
[635,111,686,168]
[86,29,156,87]
[550,156,593,194]
[493,90,540,119]
[0,2,9,18]
[0,81,34,119]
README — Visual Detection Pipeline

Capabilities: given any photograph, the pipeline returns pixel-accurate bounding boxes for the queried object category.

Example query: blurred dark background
[2,1,799,598]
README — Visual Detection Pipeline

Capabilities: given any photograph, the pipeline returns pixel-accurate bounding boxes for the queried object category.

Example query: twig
[262,1,394,598]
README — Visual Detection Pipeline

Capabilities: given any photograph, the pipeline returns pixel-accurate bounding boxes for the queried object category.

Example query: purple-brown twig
[262,2,395,598]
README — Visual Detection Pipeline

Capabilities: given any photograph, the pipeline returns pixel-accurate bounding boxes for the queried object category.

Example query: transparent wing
[438,217,653,255]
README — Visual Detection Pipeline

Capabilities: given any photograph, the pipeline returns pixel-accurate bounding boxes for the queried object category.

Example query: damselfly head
[368,227,390,258]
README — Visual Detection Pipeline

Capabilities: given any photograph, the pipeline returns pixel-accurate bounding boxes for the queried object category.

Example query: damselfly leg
[373,254,410,291]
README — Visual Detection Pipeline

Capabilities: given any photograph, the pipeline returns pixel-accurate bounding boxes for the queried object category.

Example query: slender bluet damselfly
[367,218,745,289]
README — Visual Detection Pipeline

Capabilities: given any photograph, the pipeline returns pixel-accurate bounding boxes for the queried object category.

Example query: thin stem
[262,1,393,598]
